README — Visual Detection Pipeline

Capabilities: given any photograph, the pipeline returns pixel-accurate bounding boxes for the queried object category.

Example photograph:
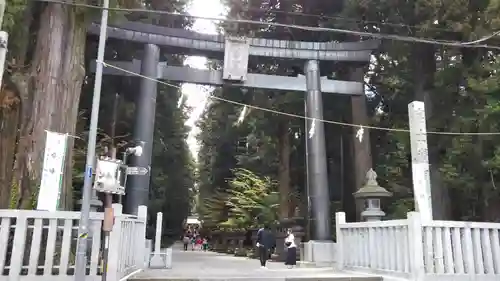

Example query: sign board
[37,131,68,211]
[93,158,125,195]
[127,166,149,175]
[223,36,249,82]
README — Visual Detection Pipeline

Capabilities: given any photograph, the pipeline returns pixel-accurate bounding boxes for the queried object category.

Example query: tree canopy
[3,0,500,242]
[196,0,500,237]
[0,0,195,240]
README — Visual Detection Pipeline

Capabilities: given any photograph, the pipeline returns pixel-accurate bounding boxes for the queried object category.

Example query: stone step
[296,261,336,268]
[132,277,382,281]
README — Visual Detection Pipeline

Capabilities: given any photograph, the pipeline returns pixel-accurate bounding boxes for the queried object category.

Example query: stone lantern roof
[353,168,392,199]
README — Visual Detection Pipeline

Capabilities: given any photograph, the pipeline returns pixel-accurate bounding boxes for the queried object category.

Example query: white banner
[37,131,68,211]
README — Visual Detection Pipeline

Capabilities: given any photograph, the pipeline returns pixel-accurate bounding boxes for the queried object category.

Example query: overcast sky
[182,0,225,159]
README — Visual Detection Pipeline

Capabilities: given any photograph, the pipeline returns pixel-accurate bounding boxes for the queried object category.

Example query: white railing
[335,212,412,278]
[336,212,500,281]
[421,220,500,281]
[106,204,147,281]
[0,204,147,281]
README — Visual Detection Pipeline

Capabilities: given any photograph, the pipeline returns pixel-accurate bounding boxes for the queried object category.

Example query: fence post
[144,239,152,267]
[149,212,164,268]
[136,205,148,269]
[9,213,27,281]
[407,212,424,281]
[335,212,346,271]
[106,204,123,281]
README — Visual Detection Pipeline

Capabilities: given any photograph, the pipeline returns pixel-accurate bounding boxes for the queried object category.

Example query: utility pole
[101,93,119,281]
[0,0,9,90]
[74,0,109,280]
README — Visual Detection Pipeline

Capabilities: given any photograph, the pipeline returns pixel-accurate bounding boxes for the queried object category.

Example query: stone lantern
[353,168,392,221]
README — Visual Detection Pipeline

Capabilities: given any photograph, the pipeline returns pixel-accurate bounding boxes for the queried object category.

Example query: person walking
[182,233,190,251]
[196,236,203,251]
[191,235,196,251]
[284,229,297,268]
[256,224,275,268]
[202,237,209,251]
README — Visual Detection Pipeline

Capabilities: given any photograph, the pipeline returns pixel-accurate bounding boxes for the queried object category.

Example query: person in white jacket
[284,229,297,268]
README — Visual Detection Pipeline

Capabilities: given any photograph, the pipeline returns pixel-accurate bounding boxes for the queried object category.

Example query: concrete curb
[131,277,382,281]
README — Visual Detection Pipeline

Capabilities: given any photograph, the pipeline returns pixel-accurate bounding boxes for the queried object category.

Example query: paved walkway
[132,244,381,280]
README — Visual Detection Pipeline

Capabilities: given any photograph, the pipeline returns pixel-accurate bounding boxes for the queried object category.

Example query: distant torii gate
[88,21,378,240]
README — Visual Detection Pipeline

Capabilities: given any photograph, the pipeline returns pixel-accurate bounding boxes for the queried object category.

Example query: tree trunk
[349,67,373,221]
[13,3,86,209]
[0,83,21,208]
[277,121,291,219]
[0,0,37,209]
[412,43,451,220]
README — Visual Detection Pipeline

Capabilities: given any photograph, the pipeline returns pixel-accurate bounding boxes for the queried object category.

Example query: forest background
[1,0,500,240]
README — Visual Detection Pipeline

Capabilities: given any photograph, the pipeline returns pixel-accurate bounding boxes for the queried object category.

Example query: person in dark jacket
[256,224,275,268]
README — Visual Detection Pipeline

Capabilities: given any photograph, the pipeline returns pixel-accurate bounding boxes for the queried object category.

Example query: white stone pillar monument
[408,101,433,221]
[149,212,165,267]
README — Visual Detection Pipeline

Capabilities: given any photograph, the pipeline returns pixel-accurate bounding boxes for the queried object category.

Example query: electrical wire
[38,0,500,50]
[462,30,500,45]
[243,7,463,33]
[97,60,500,136]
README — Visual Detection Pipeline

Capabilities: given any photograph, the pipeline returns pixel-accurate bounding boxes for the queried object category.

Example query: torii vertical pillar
[125,44,160,214]
[304,60,331,240]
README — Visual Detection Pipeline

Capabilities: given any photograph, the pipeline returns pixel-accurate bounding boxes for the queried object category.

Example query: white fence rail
[336,212,500,281]
[421,220,500,280]
[0,204,147,281]
[107,204,147,281]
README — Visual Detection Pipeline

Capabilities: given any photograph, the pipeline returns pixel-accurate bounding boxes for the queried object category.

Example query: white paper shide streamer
[37,131,68,211]
[308,119,316,138]
[356,126,364,142]
[237,105,248,124]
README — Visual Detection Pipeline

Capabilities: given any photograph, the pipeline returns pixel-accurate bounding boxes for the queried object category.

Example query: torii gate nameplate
[223,36,250,81]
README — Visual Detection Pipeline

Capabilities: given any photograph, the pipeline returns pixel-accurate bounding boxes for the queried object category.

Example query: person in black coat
[256,224,275,268]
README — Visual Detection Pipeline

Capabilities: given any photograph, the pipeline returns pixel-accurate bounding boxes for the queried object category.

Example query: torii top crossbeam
[89,21,379,62]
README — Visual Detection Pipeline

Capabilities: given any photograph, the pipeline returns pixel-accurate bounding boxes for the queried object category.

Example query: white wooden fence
[0,204,147,281]
[336,212,500,281]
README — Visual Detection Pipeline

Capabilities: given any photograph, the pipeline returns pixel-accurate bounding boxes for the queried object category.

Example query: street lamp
[123,141,145,163]
[126,144,144,157]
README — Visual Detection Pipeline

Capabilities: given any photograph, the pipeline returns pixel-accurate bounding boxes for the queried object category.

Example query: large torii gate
[88,21,379,240]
